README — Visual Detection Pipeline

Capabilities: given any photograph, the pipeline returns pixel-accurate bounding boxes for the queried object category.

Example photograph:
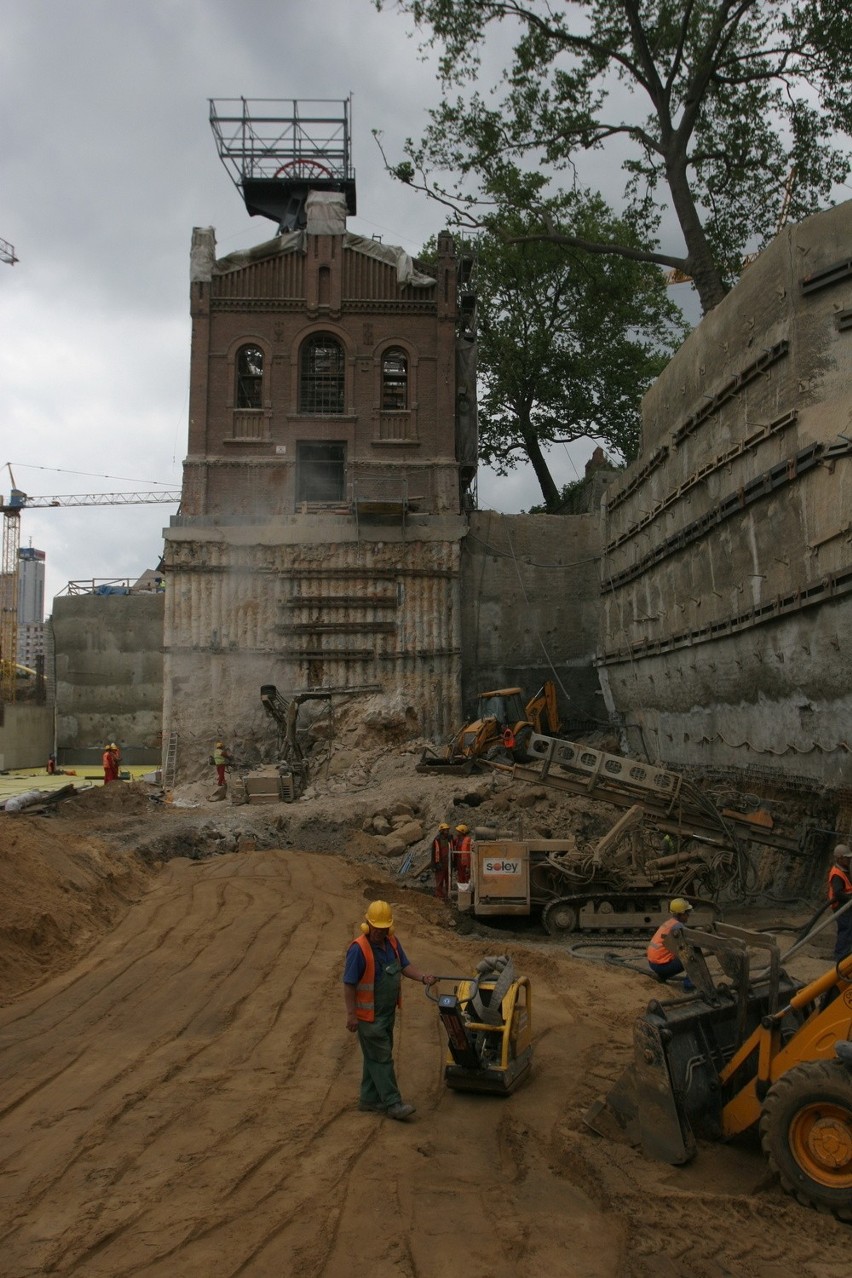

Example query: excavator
[589,917,852,1218]
[417,681,560,773]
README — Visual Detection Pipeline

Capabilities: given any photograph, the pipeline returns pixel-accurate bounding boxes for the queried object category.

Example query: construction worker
[828,844,852,961]
[342,900,436,1120]
[102,744,116,785]
[453,824,472,886]
[431,823,452,901]
[212,741,232,789]
[647,899,695,990]
[110,742,122,779]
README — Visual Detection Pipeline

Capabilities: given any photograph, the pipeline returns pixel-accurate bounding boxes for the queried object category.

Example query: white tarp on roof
[344,235,435,288]
[211,209,435,289]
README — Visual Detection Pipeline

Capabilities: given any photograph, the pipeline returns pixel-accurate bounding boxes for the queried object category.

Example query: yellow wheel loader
[417,682,560,773]
[596,922,852,1218]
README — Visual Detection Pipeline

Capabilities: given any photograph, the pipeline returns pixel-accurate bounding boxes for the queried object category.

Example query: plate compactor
[429,955,532,1094]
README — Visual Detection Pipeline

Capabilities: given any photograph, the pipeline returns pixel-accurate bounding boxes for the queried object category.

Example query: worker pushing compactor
[342,900,437,1121]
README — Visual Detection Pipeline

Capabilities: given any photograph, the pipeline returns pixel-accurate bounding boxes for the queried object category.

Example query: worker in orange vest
[453,824,472,886]
[342,900,436,1120]
[828,844,852,961]
[647,899,695,990]
[432,823,452,901]
[102,744,116,785]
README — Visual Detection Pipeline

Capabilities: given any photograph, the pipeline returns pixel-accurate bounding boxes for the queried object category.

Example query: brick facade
[161,196,475,765]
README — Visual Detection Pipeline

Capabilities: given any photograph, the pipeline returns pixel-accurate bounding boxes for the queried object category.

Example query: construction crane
[0,237,17,266]
[0,467,181,703]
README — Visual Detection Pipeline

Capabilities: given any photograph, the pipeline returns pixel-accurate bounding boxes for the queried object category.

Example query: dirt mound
[0,846,848,1277]
[0,802,153,1003]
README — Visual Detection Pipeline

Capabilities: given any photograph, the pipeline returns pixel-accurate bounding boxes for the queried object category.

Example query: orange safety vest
[352,933,402,1022]
[828,865,852,910]
[647,918,682,965]
[433,835,450,864]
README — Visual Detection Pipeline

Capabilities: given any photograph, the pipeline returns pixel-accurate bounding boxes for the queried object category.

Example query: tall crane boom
[0,476,180,703]
[23,490,182,508]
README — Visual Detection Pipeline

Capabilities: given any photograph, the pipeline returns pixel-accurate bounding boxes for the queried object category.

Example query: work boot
[385,1102,416,1121]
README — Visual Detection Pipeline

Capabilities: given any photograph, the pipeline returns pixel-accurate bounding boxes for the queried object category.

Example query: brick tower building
[161,101,476,763]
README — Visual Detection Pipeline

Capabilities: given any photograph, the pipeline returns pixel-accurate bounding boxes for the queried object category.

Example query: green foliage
[375,1,852,313]
[459,189,687,509]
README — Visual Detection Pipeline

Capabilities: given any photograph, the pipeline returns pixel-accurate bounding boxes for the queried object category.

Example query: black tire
[759,1059,852,1219]
[542,898,579,936]
[512,725,533,763]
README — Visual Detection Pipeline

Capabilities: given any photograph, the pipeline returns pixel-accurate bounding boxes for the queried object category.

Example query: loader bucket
[415,756,478,776]
[602,973,802,1166]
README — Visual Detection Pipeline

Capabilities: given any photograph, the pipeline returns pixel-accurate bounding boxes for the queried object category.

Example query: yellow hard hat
[365,900,394,929]
[215,741,223,748]
[670,898,693,915]
[439,822,450,831]
[110,742,118,750]
[456,824,469,834]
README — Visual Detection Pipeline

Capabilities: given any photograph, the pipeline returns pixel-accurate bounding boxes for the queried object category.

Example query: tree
[375,1,852,314]
[461,191,687,508]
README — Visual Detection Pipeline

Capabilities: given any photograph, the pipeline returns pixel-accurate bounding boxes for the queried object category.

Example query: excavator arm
[524,681,560,736]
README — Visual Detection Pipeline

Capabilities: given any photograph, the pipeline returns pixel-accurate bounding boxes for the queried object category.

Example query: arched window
[382,347,408,410]
[236,344,264,409]
[299,333,345,414]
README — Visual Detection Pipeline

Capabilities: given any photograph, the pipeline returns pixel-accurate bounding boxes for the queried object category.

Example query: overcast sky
[1,0,645,608]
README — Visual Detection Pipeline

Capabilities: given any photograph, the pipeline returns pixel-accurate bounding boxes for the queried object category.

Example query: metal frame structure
[209,97,357,231]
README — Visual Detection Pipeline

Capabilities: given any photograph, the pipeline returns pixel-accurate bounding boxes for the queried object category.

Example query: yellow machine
[598,922,852,1218]
[418,682,560,772]
[429,955,533,1094]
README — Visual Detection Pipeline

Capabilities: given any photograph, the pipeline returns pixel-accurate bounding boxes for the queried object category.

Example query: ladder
[162,731,178,791]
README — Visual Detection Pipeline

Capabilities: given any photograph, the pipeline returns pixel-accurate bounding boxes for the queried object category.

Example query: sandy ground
[1,774,851,1276]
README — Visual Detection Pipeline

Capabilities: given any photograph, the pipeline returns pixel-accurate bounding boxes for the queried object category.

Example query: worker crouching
[342,900,436,1120]
[647,898,695,991]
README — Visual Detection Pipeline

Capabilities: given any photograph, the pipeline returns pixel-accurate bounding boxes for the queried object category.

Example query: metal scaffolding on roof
[209,97,357,232]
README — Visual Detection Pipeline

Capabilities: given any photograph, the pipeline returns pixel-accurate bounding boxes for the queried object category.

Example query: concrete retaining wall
[599,200,852,787]
[51,594,164,764]
[0,704,53,771]
[461,511,603,724]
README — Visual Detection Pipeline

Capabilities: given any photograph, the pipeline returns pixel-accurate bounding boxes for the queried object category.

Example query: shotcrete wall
[162,513,465,769]
[599,201,852,787]
[460,511,603,723]
[0,704,53,771]
[52,594,164,763]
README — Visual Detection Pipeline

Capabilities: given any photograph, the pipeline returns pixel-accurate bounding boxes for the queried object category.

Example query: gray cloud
[1,0,597,606]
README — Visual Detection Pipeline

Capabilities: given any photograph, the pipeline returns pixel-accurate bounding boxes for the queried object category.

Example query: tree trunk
[666,155,728,314]
[521,425,561,509]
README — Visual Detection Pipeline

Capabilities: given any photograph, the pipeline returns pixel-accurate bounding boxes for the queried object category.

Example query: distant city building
[17,546,45,667]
